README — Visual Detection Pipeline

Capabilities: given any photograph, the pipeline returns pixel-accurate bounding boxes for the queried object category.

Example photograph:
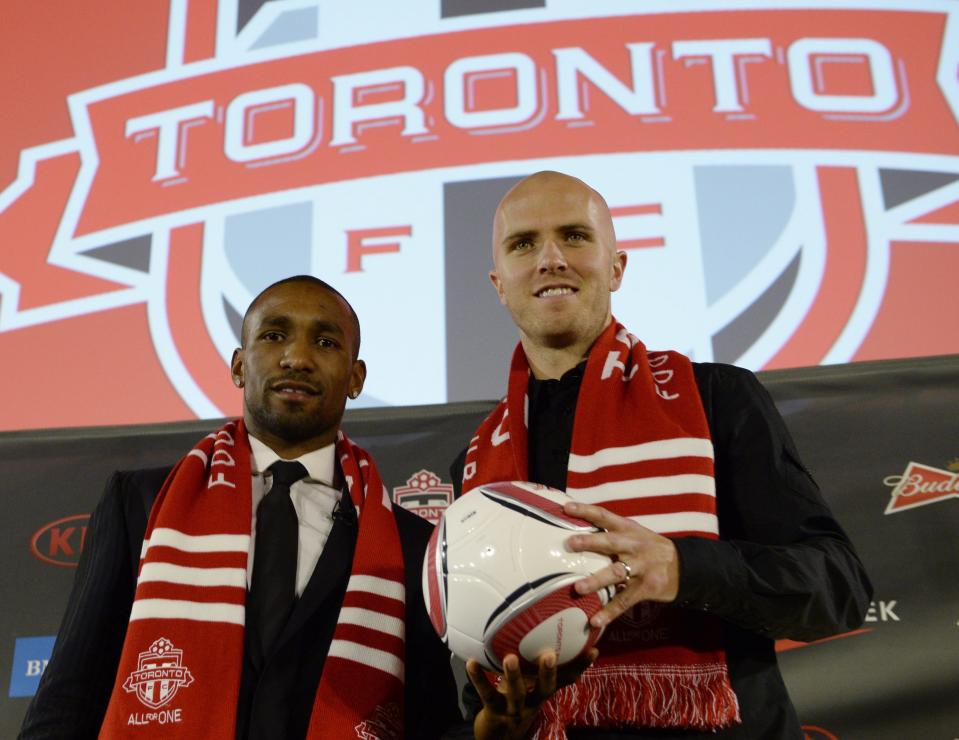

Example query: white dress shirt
[247,434,343,596]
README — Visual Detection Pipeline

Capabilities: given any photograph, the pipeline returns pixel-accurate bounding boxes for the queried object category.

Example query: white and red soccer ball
[422,481,614,672]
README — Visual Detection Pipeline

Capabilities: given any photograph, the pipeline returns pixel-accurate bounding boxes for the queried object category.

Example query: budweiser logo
[883,461,959,514]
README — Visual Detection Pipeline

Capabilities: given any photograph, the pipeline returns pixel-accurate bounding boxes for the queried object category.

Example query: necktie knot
[268,460,307,490]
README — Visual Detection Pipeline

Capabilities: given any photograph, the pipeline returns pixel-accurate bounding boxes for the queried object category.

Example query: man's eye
[511,239,533,251]
[316,337,336,348]
[566,232,586,242]
[262,331,284,341]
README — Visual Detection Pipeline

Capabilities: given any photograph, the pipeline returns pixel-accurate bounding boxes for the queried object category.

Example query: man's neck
[520,318,611,380]
[521,337,592,380]
[243,417,337,460]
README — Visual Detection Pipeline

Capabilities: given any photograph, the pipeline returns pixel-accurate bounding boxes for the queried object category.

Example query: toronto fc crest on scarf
[122,638,195,711]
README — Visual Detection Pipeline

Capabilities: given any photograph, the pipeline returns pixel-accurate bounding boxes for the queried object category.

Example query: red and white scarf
[462,321,740,737]
[99,419,406,738]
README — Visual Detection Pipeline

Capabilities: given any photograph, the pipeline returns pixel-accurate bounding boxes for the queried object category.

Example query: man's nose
[280,338,315,369]
[537,239,567,273]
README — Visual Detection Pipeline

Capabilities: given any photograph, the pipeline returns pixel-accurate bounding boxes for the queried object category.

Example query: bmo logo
[30,514,90,567]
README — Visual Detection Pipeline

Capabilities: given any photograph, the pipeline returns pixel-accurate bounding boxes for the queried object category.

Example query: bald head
[492,171,617,263]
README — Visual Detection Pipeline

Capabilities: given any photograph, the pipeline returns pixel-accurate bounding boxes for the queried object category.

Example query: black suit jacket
[19,466,460,739]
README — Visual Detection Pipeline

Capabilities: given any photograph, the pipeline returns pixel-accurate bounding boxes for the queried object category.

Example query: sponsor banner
[8,637,55,699]
[1,1,958,430]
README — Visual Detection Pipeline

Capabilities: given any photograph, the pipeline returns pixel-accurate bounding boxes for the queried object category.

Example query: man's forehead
[245,283,350,328]
[496,181,603,234]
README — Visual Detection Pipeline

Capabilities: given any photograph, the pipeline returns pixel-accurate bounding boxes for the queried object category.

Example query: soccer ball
[422,481,614,672]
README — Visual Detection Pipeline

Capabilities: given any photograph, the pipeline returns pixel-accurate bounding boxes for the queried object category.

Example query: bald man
[453,171,872,739]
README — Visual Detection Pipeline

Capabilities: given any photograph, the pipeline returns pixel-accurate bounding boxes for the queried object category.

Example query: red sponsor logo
[393,470,453,525]
[29,514,90,567]
[883,461,959,514]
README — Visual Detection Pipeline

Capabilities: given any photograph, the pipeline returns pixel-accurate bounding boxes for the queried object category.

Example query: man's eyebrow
[256,315,292,330]
[501,223,595,244]
[558,222,595,233]
[312,319,345,337]
[502,229,537,245]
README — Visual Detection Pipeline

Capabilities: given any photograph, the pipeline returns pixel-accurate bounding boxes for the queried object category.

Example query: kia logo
[30,514,90,567]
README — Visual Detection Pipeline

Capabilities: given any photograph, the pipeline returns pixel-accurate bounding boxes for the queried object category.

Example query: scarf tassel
[531,667,741,739]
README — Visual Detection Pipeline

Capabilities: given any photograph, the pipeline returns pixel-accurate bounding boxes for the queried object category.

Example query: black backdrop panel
[2,357,957,738]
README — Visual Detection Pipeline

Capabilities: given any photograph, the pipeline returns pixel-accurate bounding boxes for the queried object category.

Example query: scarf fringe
[532,665,741,740]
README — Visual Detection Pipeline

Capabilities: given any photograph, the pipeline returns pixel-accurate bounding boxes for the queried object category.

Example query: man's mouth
[270,380,320,397]
[535,286,577,298]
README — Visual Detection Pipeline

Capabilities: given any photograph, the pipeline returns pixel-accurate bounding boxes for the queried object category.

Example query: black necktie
[248,460,306,661]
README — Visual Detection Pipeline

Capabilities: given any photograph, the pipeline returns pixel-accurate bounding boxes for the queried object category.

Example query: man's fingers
[465,659,500,708]
[574,559,632,595]
[532,651,558,702]
[565,500,627,530]
[590,586,636,628]
[501,654,527,717]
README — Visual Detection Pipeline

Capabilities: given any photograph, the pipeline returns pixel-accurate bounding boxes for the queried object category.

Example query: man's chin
[522,320,582,349]
[249,406,329,445]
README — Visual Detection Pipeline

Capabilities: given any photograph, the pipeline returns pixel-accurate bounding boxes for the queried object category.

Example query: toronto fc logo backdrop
[2,0,958,430]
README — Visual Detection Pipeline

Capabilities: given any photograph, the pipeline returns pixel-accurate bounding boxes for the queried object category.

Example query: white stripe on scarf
[140,528,250,558]
[338,607,404,639]
[568,438,713,473]
[347,574,405,602]
[567,474,716,502]
[328,640,404,680]
[129,598,245,624]
[138,563,246,588]
[629,511,720,535]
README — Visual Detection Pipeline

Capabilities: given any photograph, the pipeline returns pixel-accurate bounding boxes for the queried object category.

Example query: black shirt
[452,362,872,739]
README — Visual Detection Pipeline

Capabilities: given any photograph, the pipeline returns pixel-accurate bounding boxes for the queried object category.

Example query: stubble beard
[247,390,339,446]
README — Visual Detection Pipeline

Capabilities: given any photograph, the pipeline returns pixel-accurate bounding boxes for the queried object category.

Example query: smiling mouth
[271,381,320,397]
[535,286,577,298]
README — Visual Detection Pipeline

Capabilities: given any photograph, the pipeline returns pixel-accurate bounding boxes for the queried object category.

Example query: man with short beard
[21,276,460,739]
[454,171,872,739]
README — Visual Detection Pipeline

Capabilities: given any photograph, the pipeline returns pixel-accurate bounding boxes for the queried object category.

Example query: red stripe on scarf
[603,494,721,520]
[462,321,740,737]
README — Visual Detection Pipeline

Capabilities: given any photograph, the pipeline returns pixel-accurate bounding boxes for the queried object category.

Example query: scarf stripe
[328,641,404,679]
[462,321,739,737]
[568,438,714,472]
[129,600,246,624]
[140,529,250,556]
[339,607,405,637]
[348,574,406,601]
[137,563,246,587]
[625,511,719,535]
[566,473,716,501]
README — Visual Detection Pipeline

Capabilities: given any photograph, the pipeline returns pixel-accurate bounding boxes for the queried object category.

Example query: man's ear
[489,270,507,306]
[230,348,244,387]
[610,250,627,293]
[348,359,367,399]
